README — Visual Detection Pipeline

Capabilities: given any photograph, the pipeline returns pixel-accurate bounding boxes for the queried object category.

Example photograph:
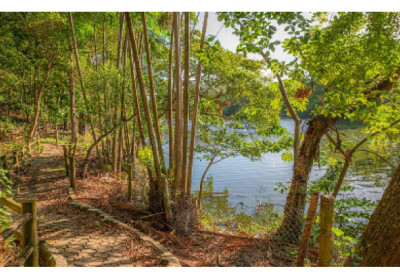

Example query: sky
[194,12,296,63]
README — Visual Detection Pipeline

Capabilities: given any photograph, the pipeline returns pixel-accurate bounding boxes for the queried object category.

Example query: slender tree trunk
[198,156,215,207]
[260,52,301,163]
[112,13,125,174]
[181,12,190,194]
[103,13,107,65]
[80,114,134,177]
[127,41,146,147]
[125,12,163,181]
[141,13,166,172]
[332,157,350,198]
[28,54,57,140]
[69,12,103,176]
[167,20,175,172]
[93,20,98,72]
[347,162,400,266]
[327,118,400,198]
[128,121,137,201]
[117,32,128,175]
[102,12,109,164]
[187,12,208,194]
[173,12,183,194]
[68,55,77,189]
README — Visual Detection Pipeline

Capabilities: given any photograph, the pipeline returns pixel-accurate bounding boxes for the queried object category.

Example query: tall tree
[173,12,184,194]
[181,12,190,193]
[186,12,208,193]
[141,12,166,172]
[219,12,400,241]
[167,18,175,173]
[68,54,77,189]
[125,12,166,214]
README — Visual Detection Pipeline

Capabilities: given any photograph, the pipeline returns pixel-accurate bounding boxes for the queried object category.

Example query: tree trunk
[187,12,208,194]
[125,12,162,181]
[347,162,400,266]
[141,13,166,172]
[167,20,175,173]
[260,52,301,163]
[198,156,215,207]
[127,41,146,147]
[68,55,77,189]
[69,12,103,175]
[103,13,107,65]
[173,12,183,194]
[126,13,165,215]
[181,12,190,194]
[93,20,98,72]
[117,32,128,175]
[277,115,338,242]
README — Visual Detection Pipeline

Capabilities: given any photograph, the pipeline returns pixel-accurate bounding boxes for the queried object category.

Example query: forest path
[17,143,159,267]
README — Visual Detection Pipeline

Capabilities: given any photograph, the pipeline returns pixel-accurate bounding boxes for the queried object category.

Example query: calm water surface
[188,118,397,211]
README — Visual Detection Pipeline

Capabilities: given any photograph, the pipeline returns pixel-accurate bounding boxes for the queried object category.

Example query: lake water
[189,118,397,211]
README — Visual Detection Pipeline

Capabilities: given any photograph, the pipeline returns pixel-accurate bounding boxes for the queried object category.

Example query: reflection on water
[189,118,397,211]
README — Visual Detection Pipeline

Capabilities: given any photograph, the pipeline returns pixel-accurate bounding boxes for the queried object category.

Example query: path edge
[67,188,181,267]
[39,239,68,267]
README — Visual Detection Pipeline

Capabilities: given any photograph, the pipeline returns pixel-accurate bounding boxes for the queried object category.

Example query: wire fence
[264,193,347,267]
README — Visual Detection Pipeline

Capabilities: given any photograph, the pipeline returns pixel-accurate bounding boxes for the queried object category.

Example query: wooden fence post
[296,191,319,267]
[69,155,76,189]
[319,194,335,267]
[63,146,70,177]
[22,200,39,267]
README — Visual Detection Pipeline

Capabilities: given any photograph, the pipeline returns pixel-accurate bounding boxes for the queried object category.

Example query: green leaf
[332,227,344,237]
[281,152,293,162]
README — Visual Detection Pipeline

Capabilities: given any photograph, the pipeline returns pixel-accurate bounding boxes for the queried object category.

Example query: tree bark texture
[278,115,338,242]
[348,162,400,266]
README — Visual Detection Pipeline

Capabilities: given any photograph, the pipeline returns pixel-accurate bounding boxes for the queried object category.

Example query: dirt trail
[17,143,160,267]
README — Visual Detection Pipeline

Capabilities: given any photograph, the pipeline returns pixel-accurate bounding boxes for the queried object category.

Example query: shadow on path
[16,143,159,267]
